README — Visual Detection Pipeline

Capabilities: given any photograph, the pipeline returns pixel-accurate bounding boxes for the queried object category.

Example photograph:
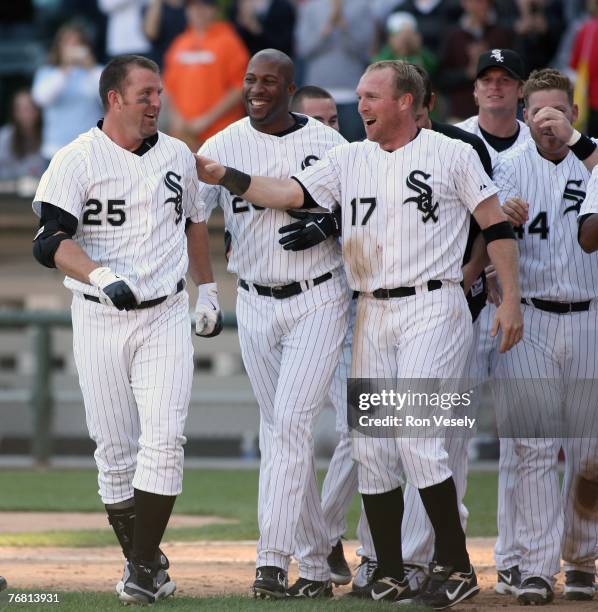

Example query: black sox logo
[563,179,586,216]
[403,170,439,223]
[301,155,320,170]
[164,171,184,224]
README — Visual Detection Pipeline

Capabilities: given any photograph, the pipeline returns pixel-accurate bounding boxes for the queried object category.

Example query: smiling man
[31,54,221,605]
[196,49,350,599]
[196,59,524,608]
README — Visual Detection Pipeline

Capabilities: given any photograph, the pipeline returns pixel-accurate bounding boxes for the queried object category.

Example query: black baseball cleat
[495,565,521,595]
[411,564,480,610]
[517,576,554,605]
[119,559,176,605]
[327,539,352,585]
[252,566,287,599]
[286,577,333,598]
[564,570,596,601]
[0,576,6,591]
[370,575,416,603]
[349,556,378,597]
[116,548,170,595]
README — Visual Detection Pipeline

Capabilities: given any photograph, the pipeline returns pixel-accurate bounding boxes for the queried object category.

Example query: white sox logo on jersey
[404,170,439,223]
[164,171,183,224]
[563,180,585,216]
[301,154,320,170]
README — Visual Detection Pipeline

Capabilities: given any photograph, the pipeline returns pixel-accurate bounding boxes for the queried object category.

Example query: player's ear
[571,103,579,125]
[398,92,413,112]
[288,82,297,97]
[523,106,529,125]
[107,89,123,111]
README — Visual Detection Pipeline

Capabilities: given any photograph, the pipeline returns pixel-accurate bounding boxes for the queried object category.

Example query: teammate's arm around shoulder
[194,155,305,210]
[473,194,524,353]
[186,221,223,338]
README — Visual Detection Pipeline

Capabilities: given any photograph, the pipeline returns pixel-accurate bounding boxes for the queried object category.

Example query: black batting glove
[103,281,138,311]
[278,209,341,251]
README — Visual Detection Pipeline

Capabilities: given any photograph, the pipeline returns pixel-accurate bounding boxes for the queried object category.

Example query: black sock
[131,489,176,565]
[362,487,404,581]
[105,498,135,559]
[418,477,469,572]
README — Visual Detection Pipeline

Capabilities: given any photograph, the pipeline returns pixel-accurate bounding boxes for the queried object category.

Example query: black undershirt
[479,123,520,153]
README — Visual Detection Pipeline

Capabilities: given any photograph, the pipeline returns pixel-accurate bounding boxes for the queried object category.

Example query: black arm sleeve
[39,202,79,234]
[290,177,318,209]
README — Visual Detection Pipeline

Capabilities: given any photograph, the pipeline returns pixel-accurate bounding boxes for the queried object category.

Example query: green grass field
[0,468,498,547]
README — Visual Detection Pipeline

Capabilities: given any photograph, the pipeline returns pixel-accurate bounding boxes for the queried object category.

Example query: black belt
[521,297,591,314]
[372,280,443,299]
[239,272,332,299]
[84,279,185,309]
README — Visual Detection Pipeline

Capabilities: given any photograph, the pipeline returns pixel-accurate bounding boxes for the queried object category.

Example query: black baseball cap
[475,49,525,80]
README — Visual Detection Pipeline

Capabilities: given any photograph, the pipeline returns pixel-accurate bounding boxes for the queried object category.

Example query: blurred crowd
[0,0,596,186]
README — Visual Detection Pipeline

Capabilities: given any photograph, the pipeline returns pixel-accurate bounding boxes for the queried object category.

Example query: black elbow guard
[482,221,516,245]
[32,220,73,268]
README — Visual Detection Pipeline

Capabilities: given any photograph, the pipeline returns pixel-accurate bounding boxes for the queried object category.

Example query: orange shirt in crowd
[164,21,249,142]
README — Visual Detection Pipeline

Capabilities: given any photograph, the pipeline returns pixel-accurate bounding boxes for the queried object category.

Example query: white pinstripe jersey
[580,165,598,216]
[294,129,498,291]
[198,114,345,284]
[494,138,598,301]
[455,116,530,167]
[32,127,205,301]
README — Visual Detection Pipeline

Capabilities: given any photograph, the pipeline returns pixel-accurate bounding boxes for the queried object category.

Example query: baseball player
[455,49,531,596]
[492,68,598,604]
[196,60,523,608]
[196,50,351,599]
[0,576,5,592]
[288,85,355,587]
[282,70,496,599]
[31,55,221,605]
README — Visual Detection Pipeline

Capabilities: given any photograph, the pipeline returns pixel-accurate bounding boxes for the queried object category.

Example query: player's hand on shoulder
[502,197,529,227]
[278,209,341,251]
[88,267,138,311]
[194,154,225,185]
[532,107,574,144]
[491,296,524,353]
[195,282,223,337]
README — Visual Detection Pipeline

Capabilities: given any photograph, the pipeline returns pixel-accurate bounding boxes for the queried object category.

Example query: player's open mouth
[249,100,269,108]
[144,113,156,119]
[365,119,376,126]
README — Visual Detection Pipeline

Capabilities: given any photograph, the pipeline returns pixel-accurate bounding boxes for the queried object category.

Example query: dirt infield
[0,537,594,609]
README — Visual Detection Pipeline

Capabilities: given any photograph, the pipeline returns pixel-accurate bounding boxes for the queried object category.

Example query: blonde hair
[523,68,574,106]
[365,60,424,110]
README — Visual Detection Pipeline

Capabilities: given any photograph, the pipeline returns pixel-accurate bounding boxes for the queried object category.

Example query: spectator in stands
[0,89,45,180]
[438,0,514,120]
[383,0,462,57]
[570,0,598,136]
[295,0,374,142]
[373,11,437,77]
[511,0,565,72]
[229,0,296,57]
[98,0,150,58]
[163,0,249,148]
[143,0,187,68]
[31,23,103,161]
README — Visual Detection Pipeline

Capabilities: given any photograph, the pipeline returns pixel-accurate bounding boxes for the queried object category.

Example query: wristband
[567,129,582,147]
[569,133,597,161]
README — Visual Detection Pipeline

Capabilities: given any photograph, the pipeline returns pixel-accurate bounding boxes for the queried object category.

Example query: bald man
[196,49,350,599]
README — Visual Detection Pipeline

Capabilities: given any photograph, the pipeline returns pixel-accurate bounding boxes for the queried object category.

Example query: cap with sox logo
[475,49,525,80]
